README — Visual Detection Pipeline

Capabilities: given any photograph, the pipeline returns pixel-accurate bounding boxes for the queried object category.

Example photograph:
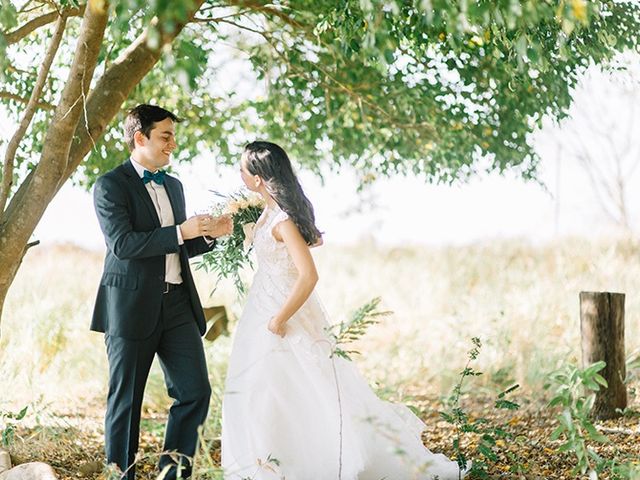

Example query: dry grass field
[1,239,639,478]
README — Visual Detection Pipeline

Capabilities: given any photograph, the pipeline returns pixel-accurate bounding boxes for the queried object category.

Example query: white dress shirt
[130,158,183,284]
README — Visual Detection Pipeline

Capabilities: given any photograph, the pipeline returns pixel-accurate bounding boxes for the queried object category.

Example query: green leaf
[550,425,564,441]
[478,443,497,462]
[558,441,574,452]
[15,406,27,421]
[585,361,607,375]
[383,48,395,64]
[2,0,640,208]
[593,374,608,388]
[548,396,566,408]
[0,0,18,30]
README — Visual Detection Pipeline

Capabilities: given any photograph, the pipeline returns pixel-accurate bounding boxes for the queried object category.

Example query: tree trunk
[0,0,205,333]
[0,243,28,338]
[0,2,108,337]
[579,291,627,419]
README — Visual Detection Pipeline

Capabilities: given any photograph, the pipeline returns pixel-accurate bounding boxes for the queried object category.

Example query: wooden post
[579,291,627,419]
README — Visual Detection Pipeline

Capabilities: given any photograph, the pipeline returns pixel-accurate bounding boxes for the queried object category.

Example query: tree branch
[573,146,621,226]
[62,0,207,179]
[0,14,67,214]
[5,2,209,221]
[262,33,437,136]
[0,91,55,110]
[208,9,434,136]
[1,171,33,226]
[18,0,37,14]
[1,1,108,244]
[192,8,253,23]
[202,17,270,36]
[225,0,306,29]
[2,5,85,45]
[7,64,38,77]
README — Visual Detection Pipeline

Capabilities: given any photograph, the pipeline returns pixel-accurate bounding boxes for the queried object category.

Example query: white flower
[242,222,256,250]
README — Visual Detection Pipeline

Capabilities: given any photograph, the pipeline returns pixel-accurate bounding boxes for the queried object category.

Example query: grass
[1,238,639,477]
[3,238,640,404]
[310,237,640,397]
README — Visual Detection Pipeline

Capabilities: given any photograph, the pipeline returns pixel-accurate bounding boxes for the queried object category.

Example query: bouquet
[197,190,265,294]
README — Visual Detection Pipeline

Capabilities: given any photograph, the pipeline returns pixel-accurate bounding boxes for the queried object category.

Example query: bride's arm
[268,220,319,337]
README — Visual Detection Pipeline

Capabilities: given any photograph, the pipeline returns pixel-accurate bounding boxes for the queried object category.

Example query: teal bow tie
[143,169,166,185]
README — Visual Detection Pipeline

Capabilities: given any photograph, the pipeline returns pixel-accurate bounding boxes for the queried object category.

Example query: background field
[1,239,639,477]
[2,238,639,403]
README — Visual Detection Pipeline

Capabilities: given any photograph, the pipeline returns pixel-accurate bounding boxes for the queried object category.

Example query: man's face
[135,117,177,170]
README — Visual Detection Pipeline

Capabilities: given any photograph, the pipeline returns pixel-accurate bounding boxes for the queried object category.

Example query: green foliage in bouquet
[196,191,264,294]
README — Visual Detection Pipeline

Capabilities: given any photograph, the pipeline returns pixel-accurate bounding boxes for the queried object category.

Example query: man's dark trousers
[104,284,211,480]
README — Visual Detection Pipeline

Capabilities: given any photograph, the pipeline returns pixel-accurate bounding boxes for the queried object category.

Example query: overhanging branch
[2,5,85,45]
[0,91,55,110]
[12,1,109,222]
[225,0,305,29]
[63,0,207,179]
[0,14,67,214]
[192,8,254,23]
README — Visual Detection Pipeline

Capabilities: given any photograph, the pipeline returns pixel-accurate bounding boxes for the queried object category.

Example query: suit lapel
[123,160,161,227]
[164,177,185,224]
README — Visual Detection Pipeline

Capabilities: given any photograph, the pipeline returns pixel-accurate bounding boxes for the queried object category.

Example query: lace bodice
[251,205,297,280]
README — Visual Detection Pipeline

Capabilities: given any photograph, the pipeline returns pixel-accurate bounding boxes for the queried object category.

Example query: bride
[221,141,467,479]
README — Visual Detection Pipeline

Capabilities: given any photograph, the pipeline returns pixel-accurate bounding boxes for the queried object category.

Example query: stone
[0,463,57,480]
[0,450,10,472]
[78,461,102,477]
[0,450,57,480]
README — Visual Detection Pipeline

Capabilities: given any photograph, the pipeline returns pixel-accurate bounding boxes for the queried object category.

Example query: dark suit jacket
[91,160,215,340]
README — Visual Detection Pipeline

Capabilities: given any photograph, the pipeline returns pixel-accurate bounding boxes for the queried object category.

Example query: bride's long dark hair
[243,141,322,245]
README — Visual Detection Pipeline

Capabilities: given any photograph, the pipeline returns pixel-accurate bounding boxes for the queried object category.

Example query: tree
[0,0,639,329]
[552,61,640,233]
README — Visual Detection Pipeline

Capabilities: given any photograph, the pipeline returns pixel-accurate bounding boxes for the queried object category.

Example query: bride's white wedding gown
[221,205,467,480]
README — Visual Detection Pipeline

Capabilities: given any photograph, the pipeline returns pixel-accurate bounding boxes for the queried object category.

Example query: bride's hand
[268,317,287,337]
[202,214,233,238]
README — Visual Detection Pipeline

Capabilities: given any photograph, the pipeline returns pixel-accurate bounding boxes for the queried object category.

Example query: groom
[91,104,232,479]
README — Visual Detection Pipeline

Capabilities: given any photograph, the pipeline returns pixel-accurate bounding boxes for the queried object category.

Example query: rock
[78,461,102,477]
[0,450,10,472]
[0,452,57,480]
[0,463,57,480]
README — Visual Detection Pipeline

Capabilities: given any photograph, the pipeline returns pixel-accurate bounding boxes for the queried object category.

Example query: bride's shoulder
[271,209,301,243]
[271,208,289,225]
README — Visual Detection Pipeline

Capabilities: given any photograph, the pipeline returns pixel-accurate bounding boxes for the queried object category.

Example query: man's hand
[181,214,233,241]
[180,214,212,240]
[202,214,233,239]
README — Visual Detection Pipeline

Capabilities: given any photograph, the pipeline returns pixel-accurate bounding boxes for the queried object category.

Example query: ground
[5,391,640,479]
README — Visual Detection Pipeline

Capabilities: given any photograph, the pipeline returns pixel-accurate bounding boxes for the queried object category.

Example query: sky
[29,157,556,250]
[2,49,640,251]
